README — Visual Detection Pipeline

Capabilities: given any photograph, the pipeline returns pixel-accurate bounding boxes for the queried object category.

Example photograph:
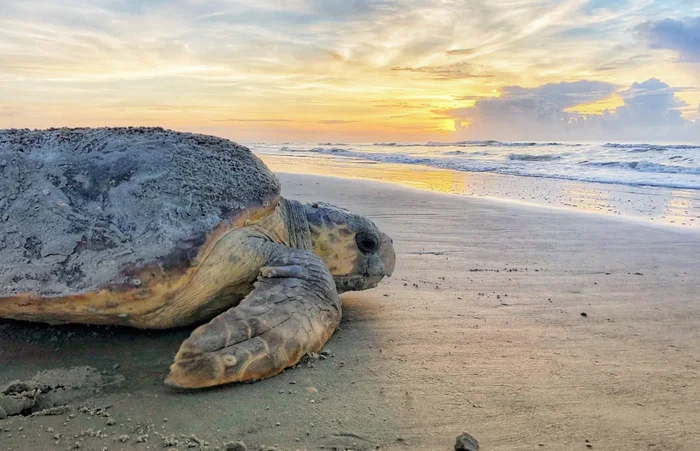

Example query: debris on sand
[29,405,73,417]
[224,441,248,451]
[318,432,374,450]
[185,434,210,448]
[455,431,480,450]
[0,366,122,418]
[162,435,180,447]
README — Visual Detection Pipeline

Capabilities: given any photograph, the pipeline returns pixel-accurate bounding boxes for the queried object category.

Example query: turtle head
[304,202,395,293]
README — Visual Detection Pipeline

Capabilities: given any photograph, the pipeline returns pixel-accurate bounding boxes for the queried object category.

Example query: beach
[1,171,700,451]
[254,147,700,231]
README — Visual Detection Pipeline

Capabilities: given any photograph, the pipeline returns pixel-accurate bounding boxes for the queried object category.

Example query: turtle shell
[0,127,280,298]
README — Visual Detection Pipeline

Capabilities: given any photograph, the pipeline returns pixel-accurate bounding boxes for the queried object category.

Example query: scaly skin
[0,196,395,389]
[166,246,340,388]
[166,200,395,388]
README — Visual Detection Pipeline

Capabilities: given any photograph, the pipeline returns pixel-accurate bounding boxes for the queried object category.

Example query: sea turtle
[0,127,395,389]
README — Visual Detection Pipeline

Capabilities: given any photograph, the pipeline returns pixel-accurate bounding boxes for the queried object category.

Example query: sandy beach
[3,0,700,448]
[1,172,699,451]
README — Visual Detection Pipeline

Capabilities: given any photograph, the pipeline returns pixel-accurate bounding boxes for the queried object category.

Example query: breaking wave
[583,161,700,174]
[508,153,564,161]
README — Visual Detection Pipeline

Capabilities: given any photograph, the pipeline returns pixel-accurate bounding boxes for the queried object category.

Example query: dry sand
[1,173,699,450]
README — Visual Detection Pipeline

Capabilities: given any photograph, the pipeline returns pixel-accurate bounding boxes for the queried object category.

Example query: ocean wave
[349,151,700,189]
[425,140,501,147]
[308,147,351,154]
[287,147,501,172]
[373,140,578,148]
[583,161,700,175]
[603,143,700,152]
[372,142,423,147]
[256,141,700,191]
[443,150,491,156]
[508,153,563,161]
[499,172,700,190]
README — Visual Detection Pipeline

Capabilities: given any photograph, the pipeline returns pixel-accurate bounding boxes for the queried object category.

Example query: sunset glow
[1,0,699,142]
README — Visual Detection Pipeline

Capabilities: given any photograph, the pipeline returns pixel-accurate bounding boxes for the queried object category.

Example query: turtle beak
[360,231,394,282]
[333,233,394,293]
[378,232,395,277]
[345,231,394,292]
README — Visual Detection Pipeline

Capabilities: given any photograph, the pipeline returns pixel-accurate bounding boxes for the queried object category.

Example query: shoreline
[283,170,700,235]
[260,154,700,233]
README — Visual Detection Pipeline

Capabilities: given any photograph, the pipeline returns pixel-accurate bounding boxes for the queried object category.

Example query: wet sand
[2,173,700,450]
[259,153,700,231]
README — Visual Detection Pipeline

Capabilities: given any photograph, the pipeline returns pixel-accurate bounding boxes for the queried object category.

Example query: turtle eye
[355,232,379,254]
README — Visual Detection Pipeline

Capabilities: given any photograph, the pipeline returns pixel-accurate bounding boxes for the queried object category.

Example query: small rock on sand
[455,432,479,451]
[224,441,247,451]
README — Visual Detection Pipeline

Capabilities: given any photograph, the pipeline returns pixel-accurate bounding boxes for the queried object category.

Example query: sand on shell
[1,173,699,450]
[0,128,278,296]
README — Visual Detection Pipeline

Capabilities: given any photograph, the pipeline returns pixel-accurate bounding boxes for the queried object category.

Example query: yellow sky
[1,0,699,142]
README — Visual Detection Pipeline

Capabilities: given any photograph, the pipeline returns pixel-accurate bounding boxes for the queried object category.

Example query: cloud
[453,95,499,101]
[445,78,699,141]
[497,81,618,108]
[582,0,629,14]
[1,0,699,142]
[635,17,700,62]
[594,54,652,71]
[308,0,379,18]
[390,63,493,80]
[214,118,358,125]
[613,78,688,126]
[445,48,475,56]
[373,101,432,108]
[316,119,359,124]
[443,80,618,125]
[214,118,295,123]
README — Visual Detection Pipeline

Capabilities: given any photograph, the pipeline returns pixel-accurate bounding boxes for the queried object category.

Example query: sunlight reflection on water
[259,154,700,230]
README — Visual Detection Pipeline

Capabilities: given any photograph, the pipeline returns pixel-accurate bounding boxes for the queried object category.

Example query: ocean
[252,141,700,191]
[253,140,700,230]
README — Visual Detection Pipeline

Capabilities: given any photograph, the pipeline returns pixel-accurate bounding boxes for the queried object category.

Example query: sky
[1,0,699,143]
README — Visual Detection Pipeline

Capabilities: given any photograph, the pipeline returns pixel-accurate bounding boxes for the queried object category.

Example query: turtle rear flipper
[165,246,341,388]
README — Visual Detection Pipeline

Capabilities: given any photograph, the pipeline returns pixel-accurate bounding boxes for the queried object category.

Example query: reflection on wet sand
[261,155,468,194]
[659,190,698,226]
[562,187,610,213]
[260,154,700,230]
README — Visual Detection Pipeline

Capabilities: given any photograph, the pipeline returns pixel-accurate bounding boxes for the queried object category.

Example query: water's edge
[252,141,700,191]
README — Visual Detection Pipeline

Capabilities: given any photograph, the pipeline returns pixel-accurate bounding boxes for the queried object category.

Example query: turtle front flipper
[165,247,341,389]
